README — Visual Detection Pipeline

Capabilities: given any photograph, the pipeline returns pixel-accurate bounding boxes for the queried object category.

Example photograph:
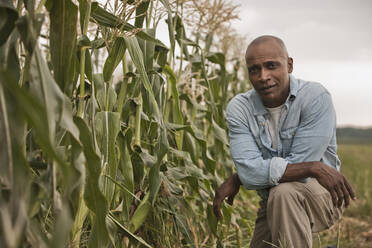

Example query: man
[213,35,355,248]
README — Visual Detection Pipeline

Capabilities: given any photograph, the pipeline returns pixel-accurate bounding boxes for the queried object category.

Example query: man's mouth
[260,84,277,93]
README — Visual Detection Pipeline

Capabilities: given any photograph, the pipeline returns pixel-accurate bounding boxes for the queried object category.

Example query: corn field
[0,0,256,247]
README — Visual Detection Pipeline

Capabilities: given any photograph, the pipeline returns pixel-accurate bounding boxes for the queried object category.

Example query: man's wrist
[308,162,321,178]
[280,161,321,183]
[232,173,242,186]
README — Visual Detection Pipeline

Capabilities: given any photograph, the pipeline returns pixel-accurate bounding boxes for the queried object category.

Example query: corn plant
[0,0,256,247]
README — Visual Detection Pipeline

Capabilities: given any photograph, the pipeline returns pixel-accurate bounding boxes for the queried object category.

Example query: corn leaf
[117,132,134,220]
[49,0,78,94]
[74,117,110,248]
[130,193,151,233]
[149,127,168,205]
[50,204,73,248]
[165,122,216,173]
[94,111,120,204]
[0,83,12,186]
[124,36,161,121]
[134,0,150,28]
[212,118,228,145]
[164,65,184,149]
[90,2,168,49]
[137,28,155,72]
[103,37,126,82]
[96,84,117,112]
[159,0,175,59]
[0,0,18,46]
[108,214,153,248]
[207,204,218,236]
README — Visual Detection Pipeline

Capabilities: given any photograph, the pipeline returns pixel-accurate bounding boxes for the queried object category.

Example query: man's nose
[259,68,271,81]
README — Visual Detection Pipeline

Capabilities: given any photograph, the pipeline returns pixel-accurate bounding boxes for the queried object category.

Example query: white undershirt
[266,104,284,150]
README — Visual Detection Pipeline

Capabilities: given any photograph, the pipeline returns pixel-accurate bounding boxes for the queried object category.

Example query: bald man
[213,35,355,248]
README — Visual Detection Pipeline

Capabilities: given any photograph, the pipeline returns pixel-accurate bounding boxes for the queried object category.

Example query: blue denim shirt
[226,75,340,200]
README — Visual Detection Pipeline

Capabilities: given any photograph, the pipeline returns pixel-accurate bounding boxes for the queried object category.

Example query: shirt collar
[251,74,299,116]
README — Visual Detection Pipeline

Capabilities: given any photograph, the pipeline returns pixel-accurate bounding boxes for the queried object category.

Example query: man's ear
[287,57,293,73]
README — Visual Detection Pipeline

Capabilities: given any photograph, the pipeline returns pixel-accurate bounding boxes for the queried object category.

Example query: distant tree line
[337,127,372,144]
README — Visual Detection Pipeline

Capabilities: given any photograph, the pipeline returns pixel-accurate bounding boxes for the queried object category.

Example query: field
[1,1,370,247]
[313,143,372,248]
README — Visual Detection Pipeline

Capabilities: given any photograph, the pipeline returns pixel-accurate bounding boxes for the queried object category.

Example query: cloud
[233,0,372,62]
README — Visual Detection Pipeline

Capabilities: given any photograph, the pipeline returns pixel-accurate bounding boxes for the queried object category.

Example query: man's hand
[213,173,242,220]
[312,163,356,208]
[280,162,356,208]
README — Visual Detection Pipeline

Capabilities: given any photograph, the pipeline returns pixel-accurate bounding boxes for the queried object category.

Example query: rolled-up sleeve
[226,99,288,190]
[284,92,336,168]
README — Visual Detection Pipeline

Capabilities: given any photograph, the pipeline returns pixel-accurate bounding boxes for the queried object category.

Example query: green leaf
[84,48,93,83]
[207,204,218,236]
[117,133,134,220]
[206,52,226,68]
[0,83,12,187]
[0,52,76,197]
[130,193,151,233]
[74,117,110,247]
[108,214,153,248]
[29,47,80,143]
[171,14,189,59]
[136,147,157,167]
[77,34,91,48]
[184,131,198,164]
[90,2,168,49]
[49,0,78,94]
[16,14,44,55]
[168,147,194,167]
[178,39,219,123]
[159,0,175,58]
[50,203,73,248]
[149,163,161,205]
[174,214,195,246]
[164,65,184,149]
[179,94,208,112]
[103,37,126,82]
[148,127,168,205]
[134,0,150,28]
[77,0,89,34]
[94,111,120,204]
[212,118,228,145]
[137,28,155,72]
[124,36,161,121]
[0,0,18,46]
[0,27,20,83]
[165,122,216,173]
[96,84,117,112]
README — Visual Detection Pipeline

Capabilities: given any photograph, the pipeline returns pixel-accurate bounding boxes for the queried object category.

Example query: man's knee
[268,182,302,207]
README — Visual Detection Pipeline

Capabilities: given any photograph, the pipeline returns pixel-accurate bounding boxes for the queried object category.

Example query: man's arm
[214,91,355,219]
[279,162,355,207]
[224,98,288,190]
[278,91,355,207]
[213,161,355,219]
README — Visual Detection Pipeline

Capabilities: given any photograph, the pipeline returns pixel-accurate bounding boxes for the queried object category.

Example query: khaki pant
[250,178,343,248]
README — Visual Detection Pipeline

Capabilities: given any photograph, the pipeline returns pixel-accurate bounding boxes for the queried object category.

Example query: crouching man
[213,35,355,248]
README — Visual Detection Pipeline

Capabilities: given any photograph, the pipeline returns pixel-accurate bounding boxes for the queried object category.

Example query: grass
[313,143,372,248]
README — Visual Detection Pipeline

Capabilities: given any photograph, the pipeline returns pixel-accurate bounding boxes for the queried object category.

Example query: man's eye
[249,67,259,73]
[267,63,277,69]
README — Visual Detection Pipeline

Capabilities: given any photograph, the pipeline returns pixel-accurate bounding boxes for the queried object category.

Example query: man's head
[245,35,293,108]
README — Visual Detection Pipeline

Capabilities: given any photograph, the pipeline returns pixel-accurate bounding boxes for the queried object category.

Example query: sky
[231,0,372,127]
[100,0,372,127]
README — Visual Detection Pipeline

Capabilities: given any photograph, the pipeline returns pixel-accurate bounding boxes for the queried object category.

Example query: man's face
[245,40,293,108]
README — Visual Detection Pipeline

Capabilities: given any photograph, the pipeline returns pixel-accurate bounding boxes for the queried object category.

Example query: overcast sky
[102,0,372,127]
[231,0,372,127]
